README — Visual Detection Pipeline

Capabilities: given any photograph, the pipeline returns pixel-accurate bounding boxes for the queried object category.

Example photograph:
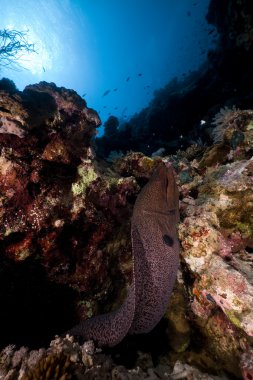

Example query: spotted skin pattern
[67,163,180,346]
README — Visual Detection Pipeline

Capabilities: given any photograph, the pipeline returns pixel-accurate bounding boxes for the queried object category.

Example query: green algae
[72,166,97,196]
[219,212,253,240]
[246,122,253,130]
[235,221,252,236]
[225,310,242,329]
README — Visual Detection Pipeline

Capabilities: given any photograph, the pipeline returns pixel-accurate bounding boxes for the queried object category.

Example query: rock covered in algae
[113,151,162,178]
[178,137,253,377]
[0,80,141,346]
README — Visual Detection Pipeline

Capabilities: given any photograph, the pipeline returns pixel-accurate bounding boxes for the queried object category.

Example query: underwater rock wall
[174,108,253,378]
[96,0,253,159]
[0,79,141,347]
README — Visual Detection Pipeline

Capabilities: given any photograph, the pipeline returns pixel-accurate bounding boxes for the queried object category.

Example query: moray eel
[67,163,180,346]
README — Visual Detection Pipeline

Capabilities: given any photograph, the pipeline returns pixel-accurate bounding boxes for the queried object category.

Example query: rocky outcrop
[0,80,140,348]
[175,108,253,378]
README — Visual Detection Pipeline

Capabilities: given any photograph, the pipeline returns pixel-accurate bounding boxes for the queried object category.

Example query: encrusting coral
[176,114,253,377]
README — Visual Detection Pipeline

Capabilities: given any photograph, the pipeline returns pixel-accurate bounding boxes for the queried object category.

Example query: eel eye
[163,234,174,246]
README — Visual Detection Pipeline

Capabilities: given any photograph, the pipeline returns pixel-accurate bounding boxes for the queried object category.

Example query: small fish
[187,11,191,16]
[114,107,118,110]
[113,88,118,92]
[126,76,130,82]
[103,106,107,108]
[82,93,87,98]
[42,66,45,72]
[103,90,110,97]
[206,293,216,304]
[138,73,142,77]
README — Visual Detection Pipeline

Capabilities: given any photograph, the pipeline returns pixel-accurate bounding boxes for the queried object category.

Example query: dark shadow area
[104,318,170,368]
[22,88,58,131]
[0,77,18,94]
[0,255,77,349]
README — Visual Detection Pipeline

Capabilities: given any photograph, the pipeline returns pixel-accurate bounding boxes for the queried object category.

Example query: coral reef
[0,335,230,380]
[0,80,141,348]
[113,151,162,179]
[211,106,253,147]
[199,107,253,167]
[1,0,253,373]
[1,76,253,378]
[176,118,253,377]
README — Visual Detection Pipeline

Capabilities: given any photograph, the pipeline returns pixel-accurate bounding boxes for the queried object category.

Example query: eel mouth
[143,209,177,216]
[165,168,178,211]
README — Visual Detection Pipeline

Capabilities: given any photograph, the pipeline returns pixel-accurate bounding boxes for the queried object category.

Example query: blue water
[0,0,216,135]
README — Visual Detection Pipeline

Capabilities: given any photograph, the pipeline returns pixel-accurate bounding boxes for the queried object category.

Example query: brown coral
[21,353,74,380]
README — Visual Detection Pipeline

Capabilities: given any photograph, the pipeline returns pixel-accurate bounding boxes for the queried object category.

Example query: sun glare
[4,23,53,75]
[16,28,52,75]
